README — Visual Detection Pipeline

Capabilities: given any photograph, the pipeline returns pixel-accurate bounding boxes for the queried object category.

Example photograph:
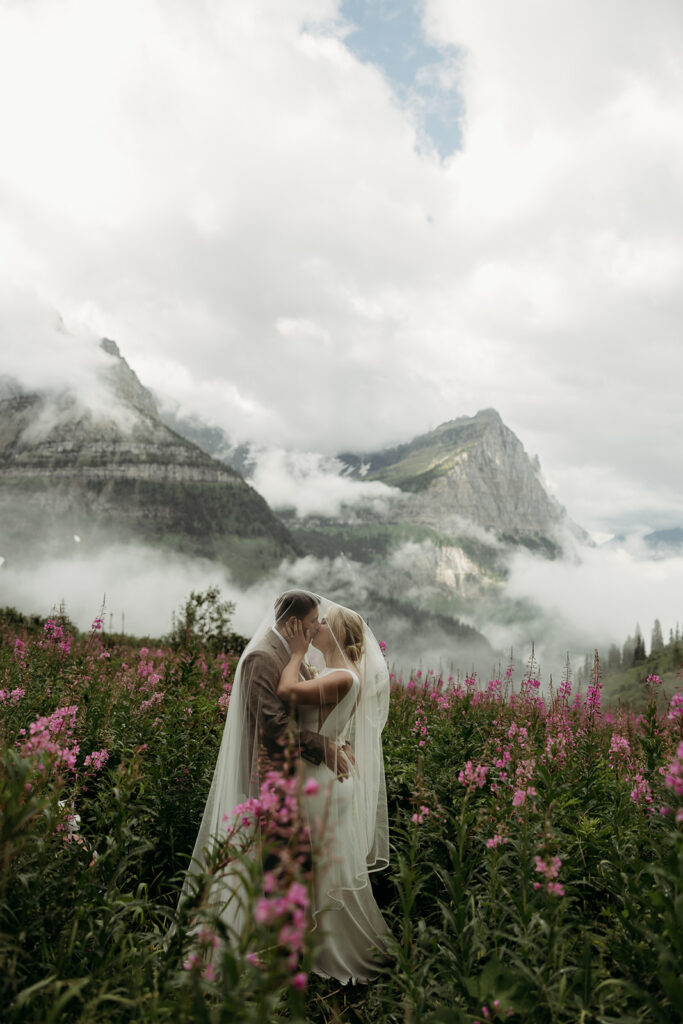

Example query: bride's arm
[277,621,354,706]
[278,665,354,706]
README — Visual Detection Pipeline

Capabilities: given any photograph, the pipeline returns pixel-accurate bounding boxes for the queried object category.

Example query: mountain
[155,398,255,478]
[158,404,587,602]
[276,410,587,601]
[339,409,582,548]
[642,527,683,557]
[0,340,299,581]
[603,527,683,560]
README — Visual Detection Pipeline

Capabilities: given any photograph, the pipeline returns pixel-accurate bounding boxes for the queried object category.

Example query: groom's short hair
[274,590,319,625]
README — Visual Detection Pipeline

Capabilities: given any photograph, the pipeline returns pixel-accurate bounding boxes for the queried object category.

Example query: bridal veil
[180,590,390,940]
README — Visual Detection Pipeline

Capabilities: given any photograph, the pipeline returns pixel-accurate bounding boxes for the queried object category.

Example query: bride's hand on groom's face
[286,617,310,658]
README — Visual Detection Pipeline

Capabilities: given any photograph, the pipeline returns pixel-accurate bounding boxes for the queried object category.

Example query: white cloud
[0,0,681,542]
[247,447,402,518]
[504,541,683,656]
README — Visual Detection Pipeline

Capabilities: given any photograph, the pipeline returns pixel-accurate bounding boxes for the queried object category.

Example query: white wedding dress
[298,668,389,984]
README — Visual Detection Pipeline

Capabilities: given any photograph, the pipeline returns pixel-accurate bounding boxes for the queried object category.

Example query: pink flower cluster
[533,855,565,897]
[0,687,25,703]
[668,693,683,722]
[411,805,430,824]
[140,691,165,713]
[14,638,26,664]
[609,734,631,764]
[628,772,653,807]
[558,677,572,699]
[662,741,683,824]
[228,771,315,983]
[584,678,602,712]
[646,674,663,687]
[21,705,80,772]
[218,686,231,714]
[255,878,309,970]
[486,834,507,849]
[412,701,430,747]
[458,761,488,789]
[83,748,109,772]
[43,619,72,656]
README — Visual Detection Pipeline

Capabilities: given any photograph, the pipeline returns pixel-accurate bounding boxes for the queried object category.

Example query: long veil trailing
[179,590,391,971]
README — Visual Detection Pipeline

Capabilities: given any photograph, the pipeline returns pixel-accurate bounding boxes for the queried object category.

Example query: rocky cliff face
[283,409,588,599]
[340,409,581,547]
[0,340,299,580]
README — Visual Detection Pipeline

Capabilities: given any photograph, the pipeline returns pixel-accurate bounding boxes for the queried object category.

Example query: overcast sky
[2,0,682,538]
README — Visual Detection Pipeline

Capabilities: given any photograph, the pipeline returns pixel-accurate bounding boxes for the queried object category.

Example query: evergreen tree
[669,627,675,645]
[607,643,621,673]
[632,625,646,664]
[622,633,635,667]
[651,618,664,654]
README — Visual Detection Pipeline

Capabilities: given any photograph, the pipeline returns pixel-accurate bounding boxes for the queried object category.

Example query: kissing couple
[183,589,391,985]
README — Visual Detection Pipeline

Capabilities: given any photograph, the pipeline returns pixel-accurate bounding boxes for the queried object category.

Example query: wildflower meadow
[1,606,682,1023]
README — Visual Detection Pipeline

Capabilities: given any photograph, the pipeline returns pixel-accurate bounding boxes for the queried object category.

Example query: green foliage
[1,623,682,1022]
[166,586,247,656]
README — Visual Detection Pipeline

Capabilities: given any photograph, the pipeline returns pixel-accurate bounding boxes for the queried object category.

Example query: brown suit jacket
[241,629,326,774]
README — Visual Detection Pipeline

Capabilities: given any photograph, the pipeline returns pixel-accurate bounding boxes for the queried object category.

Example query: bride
[277,603,390,983]
[180,591,391,985]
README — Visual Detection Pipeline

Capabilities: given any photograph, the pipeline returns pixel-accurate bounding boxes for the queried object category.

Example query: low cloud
[1,286,108,399]
[500,541,683,675]
[247,447,403,518]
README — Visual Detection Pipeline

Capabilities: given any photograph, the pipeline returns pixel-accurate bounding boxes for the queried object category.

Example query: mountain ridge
[0,339,300,580]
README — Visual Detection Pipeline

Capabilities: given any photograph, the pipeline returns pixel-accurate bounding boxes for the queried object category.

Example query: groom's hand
[325,740,353,777]
[341,741,355,769]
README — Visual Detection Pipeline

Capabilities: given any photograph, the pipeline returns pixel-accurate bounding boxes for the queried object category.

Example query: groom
[241,590,352,780]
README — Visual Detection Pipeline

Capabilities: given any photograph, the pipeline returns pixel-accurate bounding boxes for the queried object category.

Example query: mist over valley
[2,329,681,686]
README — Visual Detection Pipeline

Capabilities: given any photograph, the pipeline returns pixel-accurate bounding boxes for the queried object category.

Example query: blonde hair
[326,607,365,664]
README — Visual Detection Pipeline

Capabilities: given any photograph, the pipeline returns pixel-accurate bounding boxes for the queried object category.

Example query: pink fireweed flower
[411,805,430,824]
[534,855,564,896]
[91,618,103,631]
[535,855,562,880]
[202,963,215,982]
[458,761,488,789]
[83,749,109,772]
[646,674,663,686]
[197,927,221,949]
[664,741,683,798]
[291,972,308,990]
[609,734,631,762]
[303,778,319,796]
[379,640,387,654]
[140,691,165,713]
[667,693,683,722]
[486,834,507,849]
[629,773,653,806]
[584,681,602,712]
